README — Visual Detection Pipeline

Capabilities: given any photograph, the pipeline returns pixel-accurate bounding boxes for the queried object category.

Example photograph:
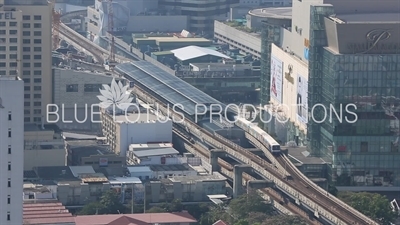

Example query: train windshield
[272,145,280,150]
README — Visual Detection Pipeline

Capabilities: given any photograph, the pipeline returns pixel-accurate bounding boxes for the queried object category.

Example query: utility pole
[143,183,146,213]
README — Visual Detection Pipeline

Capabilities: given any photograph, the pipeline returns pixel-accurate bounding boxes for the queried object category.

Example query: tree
[229,190,274,219]
[338,192,397,225]
[262,215,308,225]
[79,202,104,215]
[185,203,210,220]
[199,205,230,225]
[99,190,126,214]
[147,206,167,213]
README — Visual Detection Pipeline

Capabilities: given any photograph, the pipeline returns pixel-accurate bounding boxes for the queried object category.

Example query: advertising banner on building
[270,56,283,103]
[99,158,108,167]
[296,74,308,124]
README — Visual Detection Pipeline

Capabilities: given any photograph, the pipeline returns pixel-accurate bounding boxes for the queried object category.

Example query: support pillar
[209,149,226,174]
[233,165,252,198]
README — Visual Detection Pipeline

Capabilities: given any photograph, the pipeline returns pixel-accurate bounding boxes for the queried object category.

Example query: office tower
[159,0,240,33]
[2,0,52,124]
[0,75,24,225]
[261,0,400,186]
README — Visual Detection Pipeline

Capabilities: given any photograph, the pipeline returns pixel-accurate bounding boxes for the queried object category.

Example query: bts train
[235,117,281,154]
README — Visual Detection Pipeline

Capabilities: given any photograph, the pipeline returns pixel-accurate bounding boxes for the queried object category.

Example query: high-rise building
[261,0,400,187]
[1,0,52,124]
[160,0,240,33]
[0,75,24,225]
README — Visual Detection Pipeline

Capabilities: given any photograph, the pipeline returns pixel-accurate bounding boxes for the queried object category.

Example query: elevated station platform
[116,61,235,119]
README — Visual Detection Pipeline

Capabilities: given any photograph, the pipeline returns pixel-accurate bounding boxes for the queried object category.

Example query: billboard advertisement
[99,158,108,167]
[270,56,283,103]
[296,74,308,124]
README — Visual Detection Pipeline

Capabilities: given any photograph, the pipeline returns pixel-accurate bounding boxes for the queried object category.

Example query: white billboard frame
[270,56,283,103]
[296,74,308,124]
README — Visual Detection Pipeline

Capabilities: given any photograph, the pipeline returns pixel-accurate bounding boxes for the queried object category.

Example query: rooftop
[24,123,61,133]
[134,36,211,43]
[171,45,231,61]
[149,164,191,172]
[248,7,292,19]
[116,61,227,116]
[132,148,179,158]
[23,202,74,225]
[111,111,160,124]
[80,173,108,183]
[74,212,197,225]
[166,173,226,183]
[190,63,252,72]
[109,176,142,185]
[129,143,173,151]
[69,166,96,177]
[62,132,101,140]
[334,13,400,23]
[283,146,328,165]
[34,166,79,182]
[66,139,113,159]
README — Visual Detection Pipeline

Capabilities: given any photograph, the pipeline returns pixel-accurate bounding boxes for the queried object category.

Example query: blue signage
[304,48,309,60]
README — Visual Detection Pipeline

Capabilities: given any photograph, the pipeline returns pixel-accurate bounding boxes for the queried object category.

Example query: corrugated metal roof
[69,166,96,177]
[133,148,179,158]
[80,173,108,183]
[127,166,152,173]
[109,177,142,185]
[171,45,231,61]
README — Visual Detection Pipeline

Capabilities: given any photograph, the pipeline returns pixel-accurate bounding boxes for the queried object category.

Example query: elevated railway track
[62,24,377,225]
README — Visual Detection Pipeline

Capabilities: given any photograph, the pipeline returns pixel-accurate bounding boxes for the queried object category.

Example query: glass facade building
[261,3,400,186]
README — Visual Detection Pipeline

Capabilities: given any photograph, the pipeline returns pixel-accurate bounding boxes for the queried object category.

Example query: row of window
[22,31,42,36]
[24,117,42,123]
[23,78,41,83]
[0,63,42,68]
[24,86,41,91]
[66,84,103,93]
[0,23,41,28]
[23,15,42,20]
[24,102,41,107]
[0,46,42,52]
[0,30,17,35]
[24,109,41,114]
[7,112,12,221]
[24,94,41,99]
[0,54,41,60]
[22,70,41,76]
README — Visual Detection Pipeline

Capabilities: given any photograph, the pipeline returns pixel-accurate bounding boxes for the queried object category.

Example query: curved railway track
[74,33,376,225]
[173,127,323,225]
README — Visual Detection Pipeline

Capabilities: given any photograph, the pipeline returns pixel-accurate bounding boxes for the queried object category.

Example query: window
[24,117,30,122]
[23,63,30,68]
[23,15,30,20]
[34,94,41,99]
[66,84,78,92]
[23,39,30,44]
[34,63,41,67]
[24,102,30,106]
[0,30,5,35]
[23,55,30,60]
[9,46,17,51]
[34,31,41,36]
[0,46,5,51]
[34,47,41,52]
[23,47,30,52]
[360,142,368,152]
[23,31,30,36]
[0,71,5,75]
[7,195,10,204]
[24,94,30,99]
[34,39,41,44]
[34,15,41,20]
[9,54,17,59]
[0,54,5,59]
[9,38,17,43]
[84,84,102,92]
[8,145,11,154]
[34,78,41,83]
[34,55,41,60]
[24,86,30,91]
[34,86,41,91]
[34,117,41,122]
[23,23,30,28]
[8,162,11,171]
[0,63,5,67]
[9,30,17,35]
[8,111,11,120]
[34,23,41,28]
[9,22,17,26]
[34,70,41,75]
[9,62,17,67]
[0,22,5,26]
[8,128,11,137]
[7,212,10,221]
[7,178,11,187]
[34,109,41,114]
[23,78,30,83]
[34,102,41,106]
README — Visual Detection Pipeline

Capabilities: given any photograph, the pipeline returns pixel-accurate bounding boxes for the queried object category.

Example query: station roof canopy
[116,61,225,116]
[171,45,231,61]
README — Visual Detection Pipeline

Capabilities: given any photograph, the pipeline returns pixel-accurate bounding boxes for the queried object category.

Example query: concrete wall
[117,121,173,156]
[57,182,111,206]
[52,68,116,131]
[24,149,66,171]
[214,21,261,58]
[127,15,188,33]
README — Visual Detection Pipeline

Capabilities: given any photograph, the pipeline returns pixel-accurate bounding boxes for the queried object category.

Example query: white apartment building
[0,75,24,225]
[2,0,52,124]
